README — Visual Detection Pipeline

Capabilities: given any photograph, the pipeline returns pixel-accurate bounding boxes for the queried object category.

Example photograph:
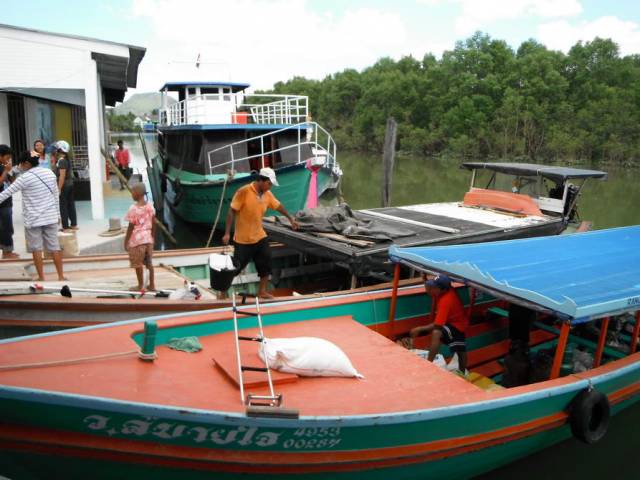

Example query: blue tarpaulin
[389,226,640,323]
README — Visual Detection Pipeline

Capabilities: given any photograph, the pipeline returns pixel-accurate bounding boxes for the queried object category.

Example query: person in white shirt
[0,152,65,280]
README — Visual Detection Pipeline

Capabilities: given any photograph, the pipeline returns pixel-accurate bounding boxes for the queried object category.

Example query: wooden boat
[148,81,342,226]
[0,244,384,331]
[0,226,638,478]
[264,162,607,279]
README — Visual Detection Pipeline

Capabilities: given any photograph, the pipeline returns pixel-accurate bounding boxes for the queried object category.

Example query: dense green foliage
[107,112,142,132]
[265,33,640,165]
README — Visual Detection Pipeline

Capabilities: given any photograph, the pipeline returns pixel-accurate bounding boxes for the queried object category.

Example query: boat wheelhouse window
[223,87,231,101]
[166,134,184,163]
[474,170,541,198]
[201,87,221,100]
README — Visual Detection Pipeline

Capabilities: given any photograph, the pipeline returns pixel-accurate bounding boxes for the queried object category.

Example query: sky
[3,0,640,98]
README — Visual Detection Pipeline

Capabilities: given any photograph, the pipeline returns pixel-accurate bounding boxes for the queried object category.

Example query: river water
[116,134,640,479]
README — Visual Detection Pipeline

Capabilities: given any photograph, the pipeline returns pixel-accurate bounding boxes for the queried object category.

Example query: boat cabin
[156,81,331,176]
[159,81,251,126]
[389,226,640,389]
[462,162,607,220]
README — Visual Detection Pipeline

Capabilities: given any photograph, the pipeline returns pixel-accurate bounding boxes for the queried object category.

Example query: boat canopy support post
[593,316,610,368]
[550,320,571,379]
[388,263,401,339]
[467,287,476,321]
[630,311,640,355]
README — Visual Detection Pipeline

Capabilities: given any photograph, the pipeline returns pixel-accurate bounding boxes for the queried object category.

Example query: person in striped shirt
[0,152,66,281]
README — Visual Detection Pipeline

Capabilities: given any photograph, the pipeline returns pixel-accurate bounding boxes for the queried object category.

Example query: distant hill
[113,92,176,117]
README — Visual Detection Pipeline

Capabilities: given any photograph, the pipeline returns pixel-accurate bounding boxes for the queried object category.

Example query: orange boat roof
[0,316,492,416]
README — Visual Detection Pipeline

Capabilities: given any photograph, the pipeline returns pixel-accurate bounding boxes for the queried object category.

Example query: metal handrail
[205,122,338,176]
[159,93,308,126]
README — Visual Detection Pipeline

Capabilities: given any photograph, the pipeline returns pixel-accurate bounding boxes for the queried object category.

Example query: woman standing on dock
[33,139,49,169]
[53,140,78,232]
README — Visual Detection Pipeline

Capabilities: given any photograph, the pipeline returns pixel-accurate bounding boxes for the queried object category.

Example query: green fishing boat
[147,81,342,228]
[0,227,639,479]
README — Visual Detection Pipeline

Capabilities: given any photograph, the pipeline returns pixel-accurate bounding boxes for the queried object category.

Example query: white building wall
[0,94,9,145]
[0,25,136,220]
[0,37,86,89]
[0,25,130,90]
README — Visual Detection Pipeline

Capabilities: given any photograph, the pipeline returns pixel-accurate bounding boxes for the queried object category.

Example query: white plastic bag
[259,337,364,378]
[209,253,234,272]
[168,281,201,300]
[410,349,449,369]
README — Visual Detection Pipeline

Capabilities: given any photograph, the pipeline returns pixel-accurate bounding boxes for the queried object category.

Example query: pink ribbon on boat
[306,158,320,209]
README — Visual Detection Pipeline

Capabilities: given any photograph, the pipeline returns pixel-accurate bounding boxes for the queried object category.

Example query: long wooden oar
[101,148,178,245]
[40,284,171,298]
[0,284,167,298]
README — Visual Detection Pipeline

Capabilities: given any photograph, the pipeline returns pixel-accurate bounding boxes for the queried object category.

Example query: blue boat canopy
[389,226,640,324]
[159,81,250,92]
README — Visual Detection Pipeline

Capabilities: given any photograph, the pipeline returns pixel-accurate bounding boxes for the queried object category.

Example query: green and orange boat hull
[0,286,638,479]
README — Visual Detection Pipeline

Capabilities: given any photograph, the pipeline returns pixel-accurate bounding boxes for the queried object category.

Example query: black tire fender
[173,178,184,207]
[569,388,610,444]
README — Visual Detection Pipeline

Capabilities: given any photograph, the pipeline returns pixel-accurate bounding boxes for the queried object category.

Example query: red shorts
[128,243,153,268]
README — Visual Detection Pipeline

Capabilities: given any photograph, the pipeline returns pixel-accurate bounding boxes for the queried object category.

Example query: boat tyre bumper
[569,388,610,444]
[173,178,184,207]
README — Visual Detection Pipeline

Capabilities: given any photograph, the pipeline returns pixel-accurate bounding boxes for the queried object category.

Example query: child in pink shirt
[124,183,156,291]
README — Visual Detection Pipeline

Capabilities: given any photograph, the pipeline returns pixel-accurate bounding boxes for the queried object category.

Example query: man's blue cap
[425,274,452,289]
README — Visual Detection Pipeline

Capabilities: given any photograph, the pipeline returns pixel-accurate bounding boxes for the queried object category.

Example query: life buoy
[173,178,184,207]
[569,388,610,444]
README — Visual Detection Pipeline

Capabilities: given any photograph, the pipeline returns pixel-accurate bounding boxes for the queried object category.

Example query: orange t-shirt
[433,288,468,333]
[230,183,280,244]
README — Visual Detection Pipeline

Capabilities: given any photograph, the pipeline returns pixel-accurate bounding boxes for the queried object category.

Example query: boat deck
[0,316,492,416]
[264,203,561,277]
[0,265,216,300]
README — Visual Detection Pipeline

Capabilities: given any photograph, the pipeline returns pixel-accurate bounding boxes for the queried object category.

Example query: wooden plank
[0,266,31,281]
[473,361,504,378]
[468,329,556,368]
[315,232,375,247]
[359,209,460,234]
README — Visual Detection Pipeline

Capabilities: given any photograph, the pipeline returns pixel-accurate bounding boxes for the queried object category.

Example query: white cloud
[129,0,414,94]
[537,16,640,55]
[418,0,583,35]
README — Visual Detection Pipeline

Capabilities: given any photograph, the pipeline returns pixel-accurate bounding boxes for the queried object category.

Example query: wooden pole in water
[593,316,610,367]
[388,263,401,338]
[381,117,397,208]
[101,148,177,245]
[550,320,571,379]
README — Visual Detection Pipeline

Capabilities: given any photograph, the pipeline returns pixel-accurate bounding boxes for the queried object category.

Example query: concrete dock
[9,185,134,258]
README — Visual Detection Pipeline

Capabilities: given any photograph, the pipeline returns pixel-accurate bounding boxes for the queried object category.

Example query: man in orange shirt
[410,274,469,373]
[222,168,299,299]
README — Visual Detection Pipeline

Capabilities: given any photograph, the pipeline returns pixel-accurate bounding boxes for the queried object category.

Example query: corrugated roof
[389,226,640,323]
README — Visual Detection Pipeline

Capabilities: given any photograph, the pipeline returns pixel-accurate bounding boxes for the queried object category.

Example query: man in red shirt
[410,274,469,373]
[114,140,131,190]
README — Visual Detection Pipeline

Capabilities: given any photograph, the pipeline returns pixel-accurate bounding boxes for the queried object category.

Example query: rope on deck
[0,349,140,371]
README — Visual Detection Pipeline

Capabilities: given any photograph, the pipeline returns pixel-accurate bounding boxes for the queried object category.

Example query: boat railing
[159,93,308,126]
[205,122,339,176]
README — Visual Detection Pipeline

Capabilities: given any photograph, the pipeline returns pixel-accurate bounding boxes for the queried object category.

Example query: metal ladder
[231,292,283,409]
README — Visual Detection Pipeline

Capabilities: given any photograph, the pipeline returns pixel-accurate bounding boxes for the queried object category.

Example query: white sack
[259,337,364,378]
